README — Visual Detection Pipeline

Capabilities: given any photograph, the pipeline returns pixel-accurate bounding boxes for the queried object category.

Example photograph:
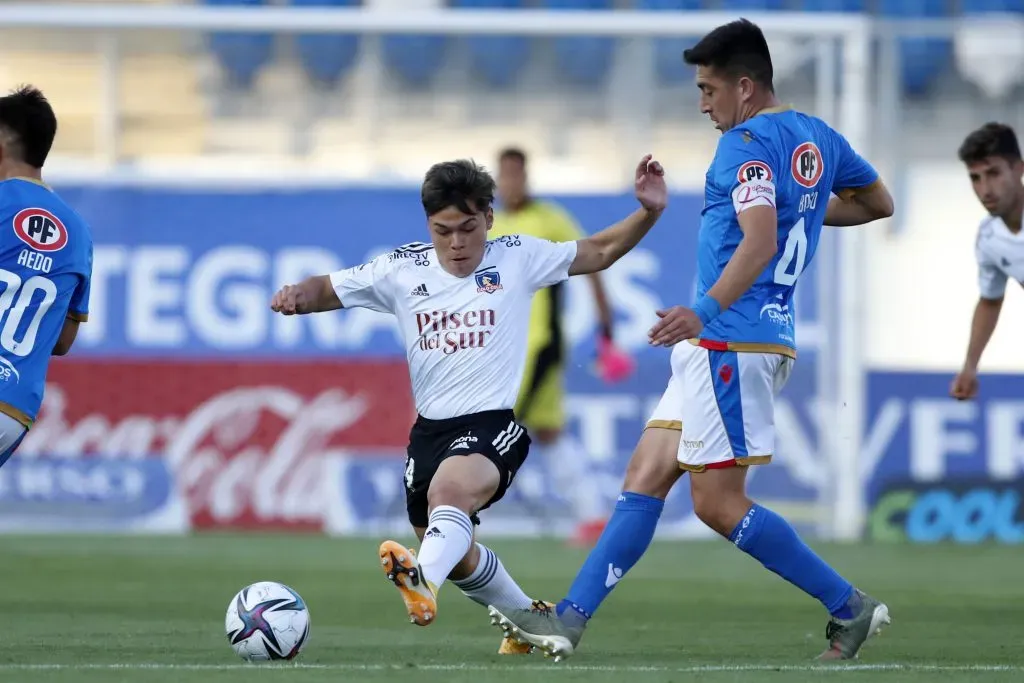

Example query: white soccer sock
[417,505,474,590]
[453,543,533,611]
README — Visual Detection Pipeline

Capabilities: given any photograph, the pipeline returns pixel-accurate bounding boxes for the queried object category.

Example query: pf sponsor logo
[736,160,773,184]
[13,208,68,252]
[791,142,823,189]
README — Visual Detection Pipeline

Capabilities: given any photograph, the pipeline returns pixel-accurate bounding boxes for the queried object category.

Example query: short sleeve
[830,130,880,199]
[68,276,90,322]
[517,234,578,291]
[976,234,1008,300]
[328,255,396,314]
[714,130,778,215]
[68,244,92,322]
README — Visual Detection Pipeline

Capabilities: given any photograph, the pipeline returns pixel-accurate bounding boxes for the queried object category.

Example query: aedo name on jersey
[0,179,93,429]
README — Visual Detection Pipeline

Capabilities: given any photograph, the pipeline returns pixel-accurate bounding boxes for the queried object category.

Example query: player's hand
[635,154,668,213]
[648,306,703,347]
[270,284,306,315]
[950,369,979,401]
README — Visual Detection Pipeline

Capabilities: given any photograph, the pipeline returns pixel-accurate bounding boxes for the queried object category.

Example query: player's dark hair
[958,123,1022,165]
[683,19,774,92]
[0,85,56,168]
[498,147,527,166]
[421,159,496,216]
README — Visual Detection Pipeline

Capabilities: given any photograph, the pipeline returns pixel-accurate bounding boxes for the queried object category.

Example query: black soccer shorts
[403,409,531,528]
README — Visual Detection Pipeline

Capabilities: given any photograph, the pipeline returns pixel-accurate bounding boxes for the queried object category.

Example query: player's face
[695,66,748,132]
[967,156,1024,217]
[428,205,492,277]
[497,158,527,209]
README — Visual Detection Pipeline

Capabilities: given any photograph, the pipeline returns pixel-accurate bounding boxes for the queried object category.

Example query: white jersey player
[270,155,667,648]
[951,123,1024,401]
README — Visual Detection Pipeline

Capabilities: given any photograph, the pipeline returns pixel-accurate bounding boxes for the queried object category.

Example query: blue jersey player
[488,20,895,662]
[0,87,91,465]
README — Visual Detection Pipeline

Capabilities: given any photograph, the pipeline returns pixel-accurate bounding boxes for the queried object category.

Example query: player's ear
[485,206,493,230]
[737,75,755,102]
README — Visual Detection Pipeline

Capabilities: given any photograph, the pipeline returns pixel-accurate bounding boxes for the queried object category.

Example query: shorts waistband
[414,409,516,430]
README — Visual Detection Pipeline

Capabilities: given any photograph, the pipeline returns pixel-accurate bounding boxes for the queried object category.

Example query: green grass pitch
[0,534,1020,683]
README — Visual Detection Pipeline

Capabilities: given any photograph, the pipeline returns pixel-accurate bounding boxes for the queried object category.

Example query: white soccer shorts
[646,340,793,472]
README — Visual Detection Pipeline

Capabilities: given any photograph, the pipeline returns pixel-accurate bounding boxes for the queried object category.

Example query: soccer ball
[225,581,310,662]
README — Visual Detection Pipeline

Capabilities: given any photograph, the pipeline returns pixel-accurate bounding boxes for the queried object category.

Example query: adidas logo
[411,283,429,296]
[424,526,444,539]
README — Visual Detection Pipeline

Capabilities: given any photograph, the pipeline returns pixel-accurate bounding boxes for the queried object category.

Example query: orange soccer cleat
[379,540,438,626]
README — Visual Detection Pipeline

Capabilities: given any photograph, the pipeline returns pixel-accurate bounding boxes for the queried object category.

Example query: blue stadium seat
[545,0,615,87]
[292,0,361,87]
[961,0,1024,12]
[382,34,448,86]
[799,0,866,10]
[879,0,950,96]
[204,0,274,89]
[455,0,529,87]
[636,0,704,85]
[718,0,785,9]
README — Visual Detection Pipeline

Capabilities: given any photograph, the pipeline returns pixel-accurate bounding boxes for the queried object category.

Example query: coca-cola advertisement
[22,360,414,531]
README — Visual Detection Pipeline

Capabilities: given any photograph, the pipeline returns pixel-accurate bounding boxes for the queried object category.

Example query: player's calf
[691,467,889,656]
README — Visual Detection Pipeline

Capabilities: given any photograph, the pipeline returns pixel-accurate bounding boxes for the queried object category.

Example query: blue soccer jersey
[696,106,878,357]
[0,178,92,426]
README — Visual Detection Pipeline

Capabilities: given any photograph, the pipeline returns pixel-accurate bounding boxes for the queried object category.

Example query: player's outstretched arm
[569,155,667,275]
[951,296,1003,400]
[270,275,342,315]
[824,180,895,227]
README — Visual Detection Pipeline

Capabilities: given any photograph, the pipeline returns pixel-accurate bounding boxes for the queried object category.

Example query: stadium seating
[545,0,616,86]
[636,0,703,85]
[961,0,1024,11]
[456,0,530,88]
[799,0,866,10]
[377,0,448,87]
[293,0,362,88]
[203,0,275,90]
[878,0,950,96]
[719,0,786,10]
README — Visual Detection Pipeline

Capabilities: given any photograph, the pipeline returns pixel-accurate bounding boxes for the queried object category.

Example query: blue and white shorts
[646,340,793,472]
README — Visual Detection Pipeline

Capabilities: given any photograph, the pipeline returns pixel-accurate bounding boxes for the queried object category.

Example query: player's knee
[426,476,477,515]
[621,429,682,500]
[427,454,500,514]
[690,476,750,537]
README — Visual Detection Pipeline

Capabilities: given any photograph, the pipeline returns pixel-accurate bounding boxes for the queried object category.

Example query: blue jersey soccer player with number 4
[488,19,896,662]
[0,86,92,465]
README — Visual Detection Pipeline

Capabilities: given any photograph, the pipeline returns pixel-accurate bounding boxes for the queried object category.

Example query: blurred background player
[950,123,1024,401]
[0,86,91,466]
[491,147,634,545]
[489,19,894,662]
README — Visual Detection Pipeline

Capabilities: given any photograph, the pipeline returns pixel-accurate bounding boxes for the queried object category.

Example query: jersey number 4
[0,269,57,357]
[774,217,808,287]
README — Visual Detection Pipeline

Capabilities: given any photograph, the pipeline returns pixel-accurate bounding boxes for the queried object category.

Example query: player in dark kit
[0,86,92,464]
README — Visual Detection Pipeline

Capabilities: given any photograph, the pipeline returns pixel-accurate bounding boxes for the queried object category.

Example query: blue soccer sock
[555,492,664,624]
[730,504,855,618]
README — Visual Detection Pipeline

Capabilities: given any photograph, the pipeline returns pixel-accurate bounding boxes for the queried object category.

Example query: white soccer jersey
[975,215,1024,300]
[329,234,578,420]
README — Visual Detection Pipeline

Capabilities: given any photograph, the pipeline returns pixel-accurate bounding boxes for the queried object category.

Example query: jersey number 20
[774,217,808,287]
[0,269,57,357]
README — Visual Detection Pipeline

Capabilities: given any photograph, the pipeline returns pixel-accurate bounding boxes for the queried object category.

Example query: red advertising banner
[19,360,414,530]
